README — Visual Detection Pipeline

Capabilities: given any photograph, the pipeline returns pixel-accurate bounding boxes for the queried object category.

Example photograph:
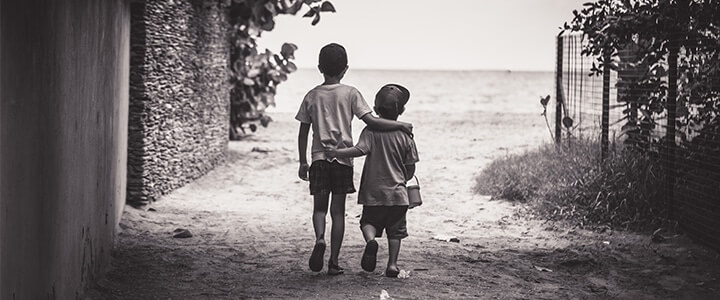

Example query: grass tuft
[475,138,669,231]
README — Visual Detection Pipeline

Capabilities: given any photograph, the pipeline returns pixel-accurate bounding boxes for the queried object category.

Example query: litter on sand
[533,265,553,272]
[432,234,460,243]
[380,289,391,300]
[398,270,411,279]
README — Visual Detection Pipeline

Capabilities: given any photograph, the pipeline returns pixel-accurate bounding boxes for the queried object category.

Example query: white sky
[257,0,585,71]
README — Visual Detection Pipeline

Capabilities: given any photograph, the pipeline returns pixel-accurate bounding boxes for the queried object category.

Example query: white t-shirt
[295,83,373,167]
[354,128,419,206]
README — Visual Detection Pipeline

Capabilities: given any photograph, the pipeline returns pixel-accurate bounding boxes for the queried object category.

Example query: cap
[375,84,410,107]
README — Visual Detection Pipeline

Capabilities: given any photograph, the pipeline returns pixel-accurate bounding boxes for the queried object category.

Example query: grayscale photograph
[1,0,719,299]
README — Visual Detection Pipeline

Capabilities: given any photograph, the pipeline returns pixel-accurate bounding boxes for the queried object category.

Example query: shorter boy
[325,84,419,277]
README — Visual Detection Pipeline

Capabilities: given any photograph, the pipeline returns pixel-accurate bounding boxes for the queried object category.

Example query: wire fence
[555,33,720,251]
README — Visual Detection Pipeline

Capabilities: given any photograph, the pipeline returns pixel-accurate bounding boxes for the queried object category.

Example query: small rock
[173,228,193,238]
[251,146,271,153]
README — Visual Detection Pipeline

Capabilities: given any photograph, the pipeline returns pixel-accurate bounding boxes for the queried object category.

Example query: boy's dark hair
[374,84,410,120]
[318,43,348,77]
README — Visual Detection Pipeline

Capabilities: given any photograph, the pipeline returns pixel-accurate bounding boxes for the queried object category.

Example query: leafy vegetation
[226,0,336,139]
[475,138,669,230]
[476,0,719,230]
[562,0,720,153]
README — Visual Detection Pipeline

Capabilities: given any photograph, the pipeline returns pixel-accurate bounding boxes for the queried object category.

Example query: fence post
[666,40,678,221]
[555,35,563,145]
[601,51,611,161]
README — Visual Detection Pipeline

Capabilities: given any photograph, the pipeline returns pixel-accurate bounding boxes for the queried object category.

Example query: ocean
[267,68,554,115]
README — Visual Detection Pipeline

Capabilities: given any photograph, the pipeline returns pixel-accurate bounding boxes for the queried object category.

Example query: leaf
[282,0,304,14]
[540,95,551,106]
[264,2,277,15]
[303,8,316,17]
[287,61,298,72]
[260,19,275,31]
[281,43,298,59]
[263,93,276,107]
[283,61,298,73]
[273,54,284,66]
[311,12,321,25]
[320,1,336,12]
[247,68,261,77]
[242,77,255,86]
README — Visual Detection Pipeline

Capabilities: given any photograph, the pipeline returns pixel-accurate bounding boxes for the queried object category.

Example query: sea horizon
[294,67,555,74]
[270,68,555,115]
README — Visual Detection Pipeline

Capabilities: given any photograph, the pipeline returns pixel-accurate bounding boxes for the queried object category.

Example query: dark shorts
[360,206,409,240]
[309,160,356,195]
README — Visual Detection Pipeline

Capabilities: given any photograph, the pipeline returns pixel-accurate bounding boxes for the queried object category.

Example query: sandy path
[88,112,720,299]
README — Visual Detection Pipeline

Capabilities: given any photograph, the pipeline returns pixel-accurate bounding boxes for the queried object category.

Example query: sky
[257,0,586,71]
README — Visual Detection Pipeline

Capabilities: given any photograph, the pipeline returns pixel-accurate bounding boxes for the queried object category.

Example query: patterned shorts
[308,160,356,195]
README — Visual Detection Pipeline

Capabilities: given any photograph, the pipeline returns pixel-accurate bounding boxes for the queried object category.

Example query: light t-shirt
[295,83,373,167]
[354,128,419,206]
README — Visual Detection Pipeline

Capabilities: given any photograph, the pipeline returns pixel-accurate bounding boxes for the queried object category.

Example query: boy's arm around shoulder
[361,113,413,135]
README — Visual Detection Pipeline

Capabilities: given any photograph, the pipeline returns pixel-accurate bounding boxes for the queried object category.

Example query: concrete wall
[127,0,229,204]
[0,0,129,298]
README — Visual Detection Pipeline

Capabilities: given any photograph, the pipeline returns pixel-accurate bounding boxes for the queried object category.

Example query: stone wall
[128,0,229,204]
[0,0,130,298]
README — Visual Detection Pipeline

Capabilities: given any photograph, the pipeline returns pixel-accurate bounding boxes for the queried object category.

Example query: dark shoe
[327,260,345,275]
[361,240,378,272]
[385,267,400,278]
[309,242,325,272]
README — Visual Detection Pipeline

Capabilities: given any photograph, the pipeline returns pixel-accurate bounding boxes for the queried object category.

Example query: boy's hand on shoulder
[298,162,310,181]
[401,121,414,137]
[324,146,337,158]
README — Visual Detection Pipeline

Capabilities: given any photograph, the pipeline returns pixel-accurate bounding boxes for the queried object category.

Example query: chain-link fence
[555,32,720,251]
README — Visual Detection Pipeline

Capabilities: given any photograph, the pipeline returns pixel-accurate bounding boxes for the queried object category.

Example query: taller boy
[296,43,412,275]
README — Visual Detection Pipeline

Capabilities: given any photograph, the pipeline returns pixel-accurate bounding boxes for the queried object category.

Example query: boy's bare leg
[312,193,330,244]
[387,238,401,276]
[361,224,377,242]
[309,193,330,272]
[360,223,379,272]
[328,193,346,266]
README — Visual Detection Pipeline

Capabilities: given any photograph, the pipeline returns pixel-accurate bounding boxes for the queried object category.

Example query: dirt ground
[87,111,720,299]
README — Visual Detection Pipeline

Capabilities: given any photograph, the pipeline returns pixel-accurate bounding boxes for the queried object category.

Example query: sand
[87,111,720,299]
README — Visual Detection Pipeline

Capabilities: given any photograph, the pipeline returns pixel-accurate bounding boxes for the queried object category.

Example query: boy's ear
[317,64,323,74]
[398,106,405,115]
[339,66,348,77]
[373,106,380,116]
